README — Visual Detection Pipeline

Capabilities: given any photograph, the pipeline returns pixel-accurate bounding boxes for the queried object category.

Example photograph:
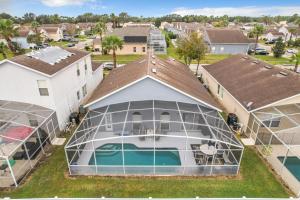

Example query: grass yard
[0,145,290,198]
[92,54,143,64]
[0,50,14,61]
[254,55,294,65]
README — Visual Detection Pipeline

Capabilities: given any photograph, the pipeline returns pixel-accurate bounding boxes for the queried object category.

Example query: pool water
[278,156,300,181]
[89,143,181,166]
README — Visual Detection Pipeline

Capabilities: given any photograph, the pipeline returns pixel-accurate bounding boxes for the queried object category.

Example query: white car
[287,49,298,54]
[103,62,114,70]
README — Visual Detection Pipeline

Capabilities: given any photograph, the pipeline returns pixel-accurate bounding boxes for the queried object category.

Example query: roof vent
[252,60,259,64]
[151,61,156,65]
[279,71,288,76]
[246,102,253,110]
[152,68,157,73]
[152,55,155,59]
[264,65,272,69]
[242,56,249,59]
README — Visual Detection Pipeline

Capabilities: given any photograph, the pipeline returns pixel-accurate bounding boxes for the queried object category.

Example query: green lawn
[0,50,14,61]
[49,41,70,47]
[92,54,143,64]
[254,55,294,65]
[0,146,290,198]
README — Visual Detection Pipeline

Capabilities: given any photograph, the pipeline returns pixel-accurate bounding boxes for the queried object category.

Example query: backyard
[0,144,291,198]
[92,54,143,64]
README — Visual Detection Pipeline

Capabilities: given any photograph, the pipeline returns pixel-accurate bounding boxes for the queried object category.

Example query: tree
[119,12,129,25]
[176,37,193,66]
[252,24,265,55]
[31,20,40,34]
[176,32,207,71]
[272,37,285,58]
[0,19,19,52]
[93,21,107,55]
[288,28,297,46]
[189,33,207,76]
[0,42,8,59]
[102,35,123,68]
[291,53,300,72]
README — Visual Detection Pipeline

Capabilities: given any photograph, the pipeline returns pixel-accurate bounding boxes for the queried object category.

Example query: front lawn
[92,54,143,64]
[0,146,290,198]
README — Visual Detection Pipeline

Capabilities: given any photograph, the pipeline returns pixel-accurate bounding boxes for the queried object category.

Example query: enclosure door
[46,119,56,141]
[105,113,113,131]
[250,119,260,142]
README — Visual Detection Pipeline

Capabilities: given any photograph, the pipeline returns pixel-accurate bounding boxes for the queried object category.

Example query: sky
[0,0,300,17]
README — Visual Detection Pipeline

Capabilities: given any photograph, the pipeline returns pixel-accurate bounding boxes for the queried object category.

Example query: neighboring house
[123,22,154,28]
[40,26,64,41]
[65,53,243,176]
[204,29,252,54]
[263,29,285,41]
[12,28,35,49]
[76,23,96,35]
[0,46,103,129]
[200,54,300,137]
[107,26,150,55]
[148,29,167,54]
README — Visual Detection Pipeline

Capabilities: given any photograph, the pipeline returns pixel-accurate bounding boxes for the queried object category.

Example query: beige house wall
[114,43,147,55]
[200,67,250,131]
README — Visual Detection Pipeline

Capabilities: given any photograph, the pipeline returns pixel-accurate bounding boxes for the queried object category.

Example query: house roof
[9,47,89,76]
[205,29,251,44]
[203,54,300,111]
[91,61,102,71]
[107,27,150,42]
[40,27,60,34]
[86,53,221,110]
[266,29,285,36]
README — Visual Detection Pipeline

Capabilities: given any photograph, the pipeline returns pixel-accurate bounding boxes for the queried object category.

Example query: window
[84,59,88,72]
[133,47,136,52]
[37,80,49,96]
[142,47,146,52]
[217,84,224,99]
[211,46,216,52]
[77,64,80,76]
[77,91,80,100]
[82,84,87,97]
[220,46,224,52]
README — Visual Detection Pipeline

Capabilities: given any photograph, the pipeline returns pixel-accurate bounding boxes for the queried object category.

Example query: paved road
[75,39,93,50]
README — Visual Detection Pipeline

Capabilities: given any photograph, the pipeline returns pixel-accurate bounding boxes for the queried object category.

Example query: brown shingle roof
[206,29,251,44]
[9,48,89,76]
[107,26,150,38]
[266,29,285,36]
[91,61,102,71]
[86,54,221,110]
[203,54,300,111]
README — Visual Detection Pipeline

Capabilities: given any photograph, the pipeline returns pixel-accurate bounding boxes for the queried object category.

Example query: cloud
[172,6,300,17]
[40,0,93,7]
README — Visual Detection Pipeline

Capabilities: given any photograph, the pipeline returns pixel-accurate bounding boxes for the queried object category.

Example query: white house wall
[88,77,207,110]
[50,55,101,129]
[0,62,56,109]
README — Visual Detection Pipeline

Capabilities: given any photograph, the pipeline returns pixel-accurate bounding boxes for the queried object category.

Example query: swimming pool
[89,143,181,166]
[278,156,300,181]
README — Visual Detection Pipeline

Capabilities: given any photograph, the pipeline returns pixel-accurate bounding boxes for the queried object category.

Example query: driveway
[75,39,93,50]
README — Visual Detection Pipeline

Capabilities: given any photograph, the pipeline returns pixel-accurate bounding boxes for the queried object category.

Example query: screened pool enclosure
[65,100,243,176]
[0,100,59,187]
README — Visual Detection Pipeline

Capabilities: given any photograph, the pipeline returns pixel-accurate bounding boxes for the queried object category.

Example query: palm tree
[252,24,265,55]
[0,19,18,52]
[93,21,107,55]
[291,53,300,72]
[31,20,40,34]
[288,28,297,45]
[0,42,8,59]
[102,35,123,68]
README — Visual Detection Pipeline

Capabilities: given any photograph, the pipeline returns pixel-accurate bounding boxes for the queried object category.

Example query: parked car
[67,43,75,47]
[62,37,71,42]
[287,49,298,54]
[248,48,269,55]
[103,62,114,70]
[265,40,275,44]
[70,38,79,43]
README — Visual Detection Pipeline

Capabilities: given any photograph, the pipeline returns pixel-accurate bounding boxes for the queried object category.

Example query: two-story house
[0,46,103,129]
